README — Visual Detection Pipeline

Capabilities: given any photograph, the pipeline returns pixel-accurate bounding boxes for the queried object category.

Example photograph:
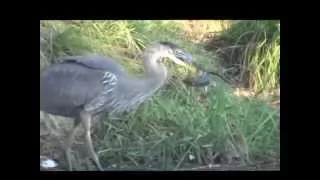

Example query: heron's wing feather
[40,62,117,117]
[84,71,118,114]
[57,55,127,76]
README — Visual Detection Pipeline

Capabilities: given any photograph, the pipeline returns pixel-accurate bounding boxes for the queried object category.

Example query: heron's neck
[118,48,167,100]
[110,48,168,114]
[138,52,168,93]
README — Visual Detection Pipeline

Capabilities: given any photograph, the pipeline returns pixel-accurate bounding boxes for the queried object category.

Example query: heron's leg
[64,117,81,171]
[80,111,104,171]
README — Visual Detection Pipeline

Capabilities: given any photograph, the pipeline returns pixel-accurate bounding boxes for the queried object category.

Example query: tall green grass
[40,20,280,170]
[93,86,279,170]
[208,20,280,93]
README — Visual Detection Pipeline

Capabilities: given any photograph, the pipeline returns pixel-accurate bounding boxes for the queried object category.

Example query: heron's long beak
[169,52,193,66]
[183,52,193,64]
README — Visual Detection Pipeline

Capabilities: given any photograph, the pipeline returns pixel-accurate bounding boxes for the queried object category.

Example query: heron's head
[156,41,193,66]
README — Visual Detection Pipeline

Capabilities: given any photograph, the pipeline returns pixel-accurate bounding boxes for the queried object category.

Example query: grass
[40,20,280,170]
[205,20,280,94]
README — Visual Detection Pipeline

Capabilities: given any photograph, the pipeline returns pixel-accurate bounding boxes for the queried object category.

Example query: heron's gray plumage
[56,55,128,75]
[40,41,193,171]
[40,61,106,117]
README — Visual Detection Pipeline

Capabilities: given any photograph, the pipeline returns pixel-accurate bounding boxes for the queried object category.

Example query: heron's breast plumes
[102,76,162,116]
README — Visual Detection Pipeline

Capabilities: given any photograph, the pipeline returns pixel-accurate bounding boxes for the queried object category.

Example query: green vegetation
[40,20,280,170]
[206,20,280,94]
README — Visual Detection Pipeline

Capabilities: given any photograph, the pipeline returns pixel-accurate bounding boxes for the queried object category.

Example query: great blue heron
[40,41,193,171]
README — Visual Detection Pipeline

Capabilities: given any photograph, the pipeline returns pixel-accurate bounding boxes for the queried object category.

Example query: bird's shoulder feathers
[83,71,119,114]
[57,55,127,76]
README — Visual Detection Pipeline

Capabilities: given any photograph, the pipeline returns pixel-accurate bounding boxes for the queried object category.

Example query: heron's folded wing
[57,55,127,76]
[84,71,118,114]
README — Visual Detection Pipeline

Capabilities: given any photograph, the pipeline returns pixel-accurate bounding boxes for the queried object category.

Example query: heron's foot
[86,145,103,171]
[85,137,104,171]
[91,153,104,171]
